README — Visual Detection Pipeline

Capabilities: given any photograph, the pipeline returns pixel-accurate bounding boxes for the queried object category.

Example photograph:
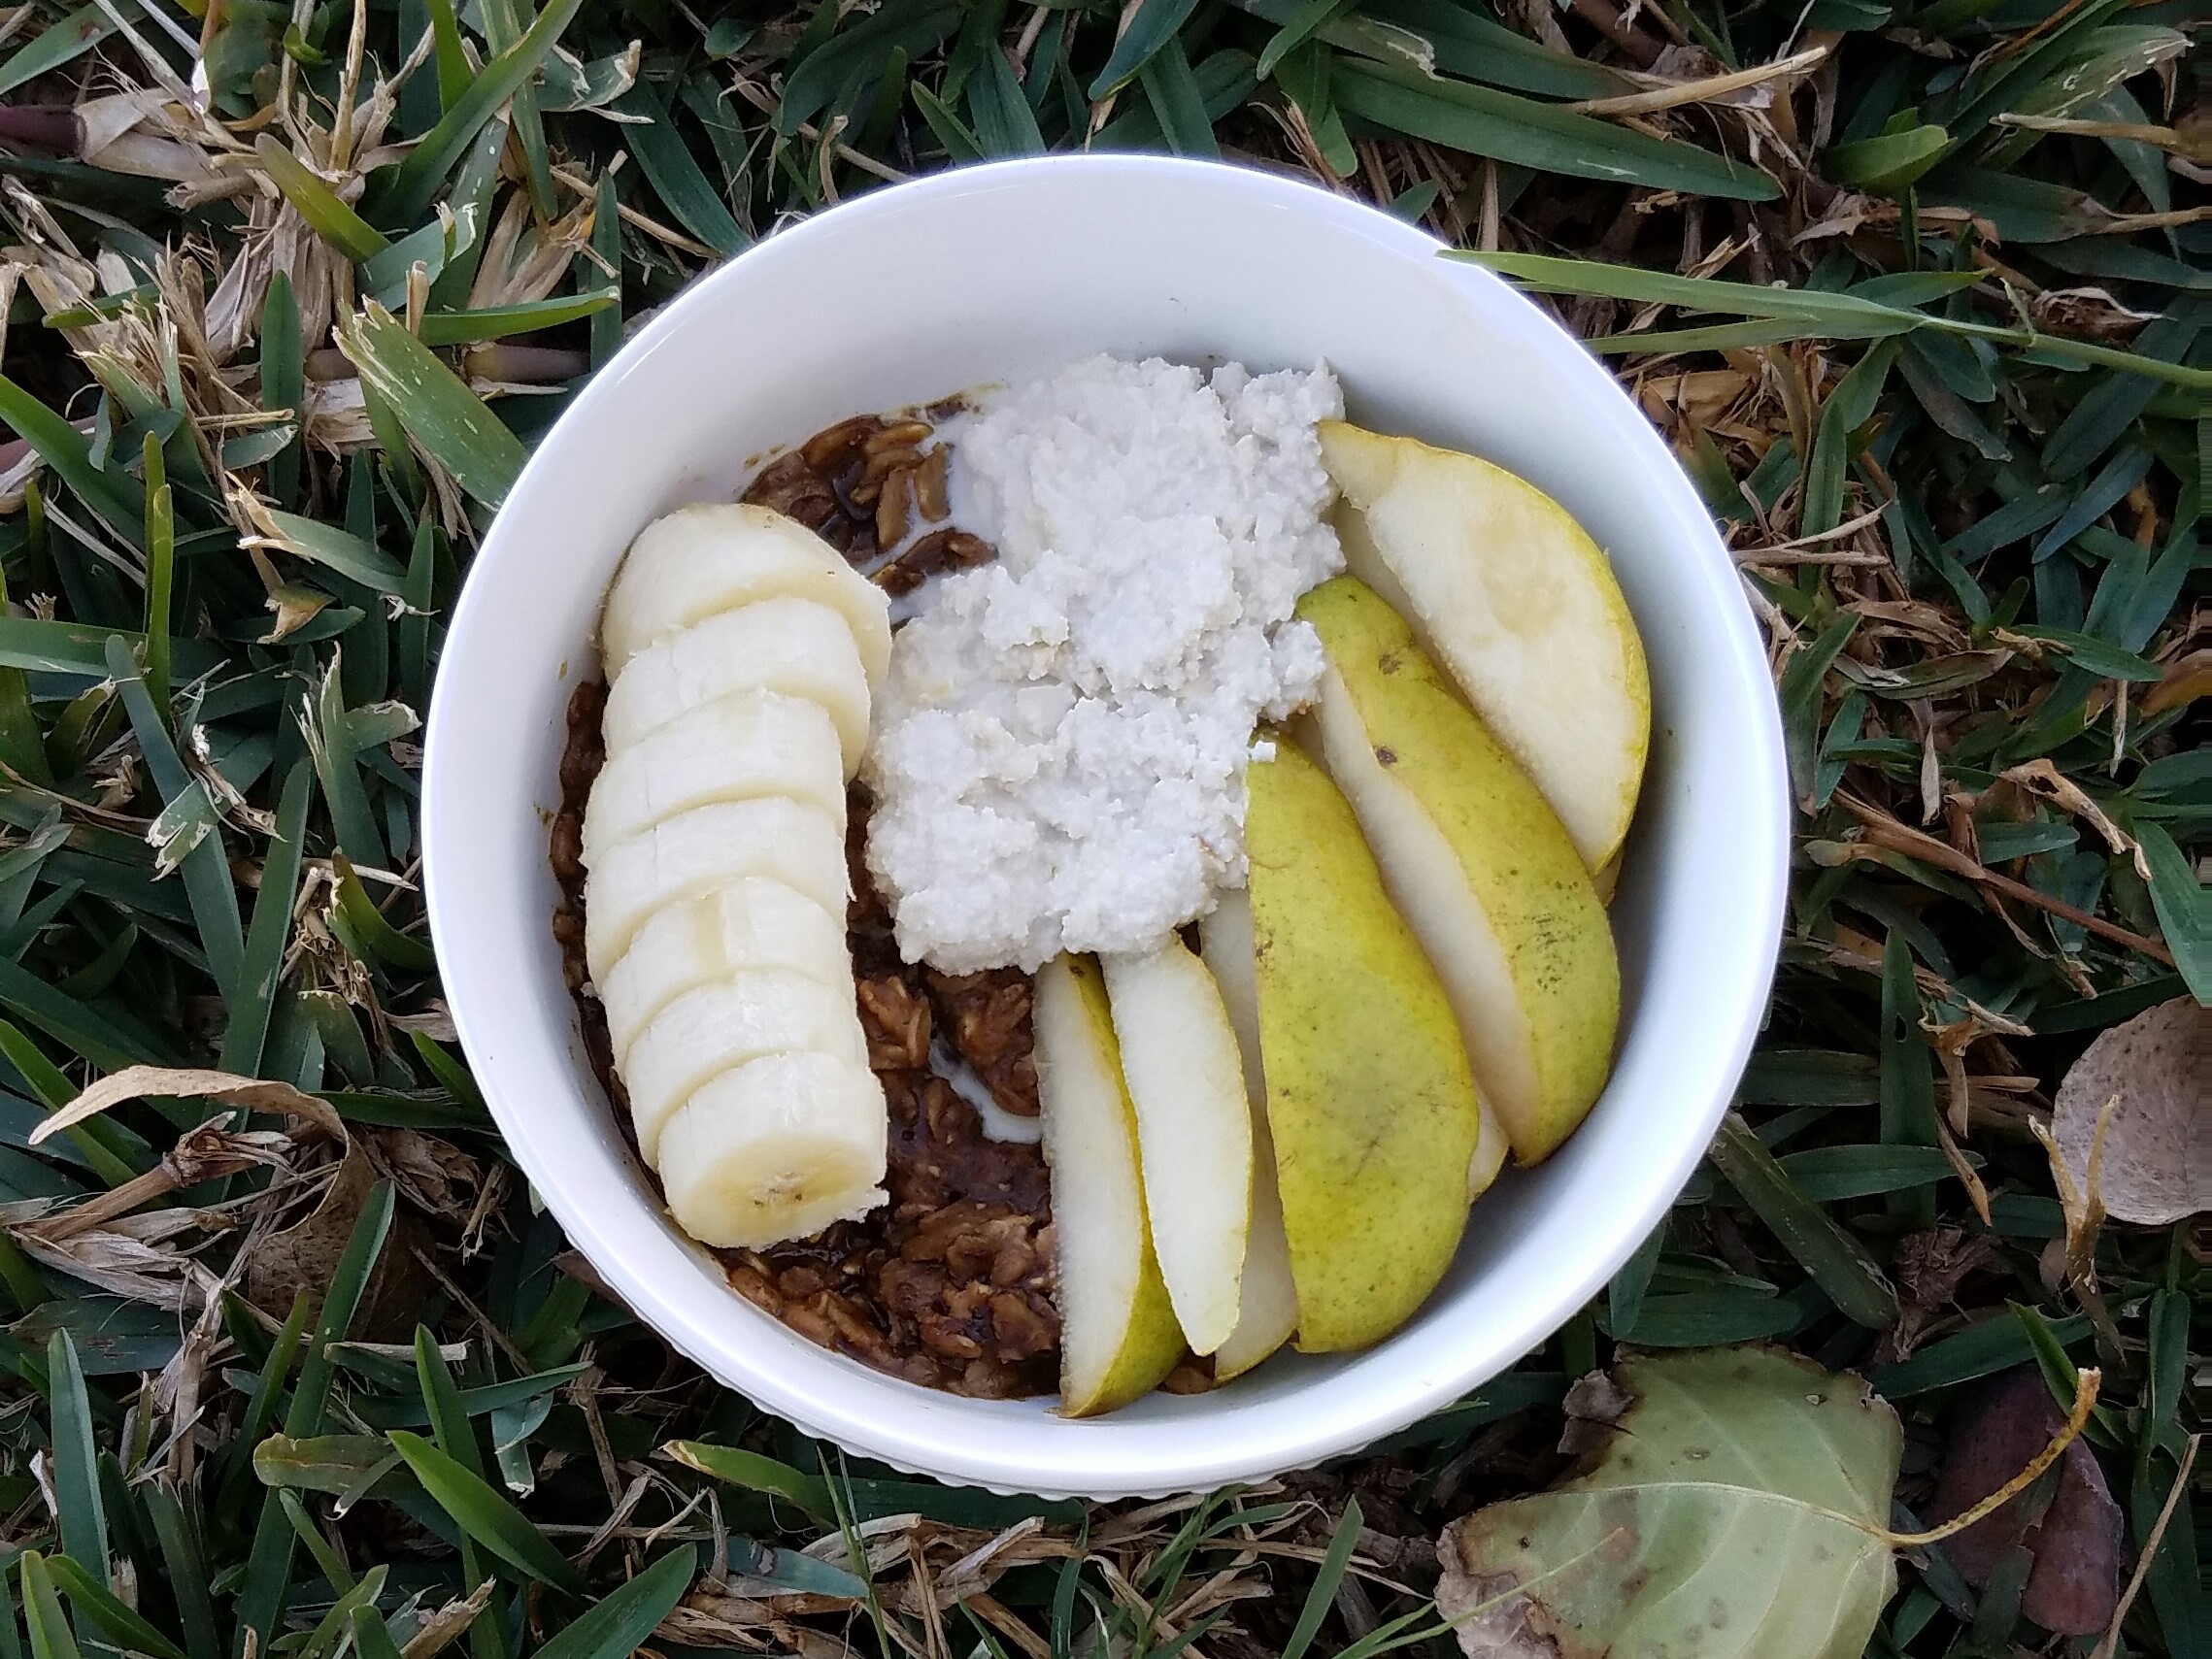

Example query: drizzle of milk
[930,1036,1043,1145]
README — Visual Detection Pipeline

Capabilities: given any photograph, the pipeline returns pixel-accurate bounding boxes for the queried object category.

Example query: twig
[1837,797,2177,966]
[2093,1435,2201,1659]
[1570,46,1829,116]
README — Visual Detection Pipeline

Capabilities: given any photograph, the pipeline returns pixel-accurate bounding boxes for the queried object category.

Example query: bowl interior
[423,156,1788,1499]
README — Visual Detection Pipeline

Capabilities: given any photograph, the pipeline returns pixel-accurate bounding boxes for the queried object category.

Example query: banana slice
[602,597,876,775]
[621,971,869,1163]
[582,690,846,863]
[657,1051,888,1248]
[584,797,848,982]
[599,504,892,682]
[599,879,852,1064]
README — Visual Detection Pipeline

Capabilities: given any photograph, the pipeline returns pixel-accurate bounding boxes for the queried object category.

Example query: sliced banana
[657,1051,889,1248]
[599,504,892,682]
[584,797,848,982]
[599,879,852,1063]
[582,690,847,863]
[602,597,876,774]
[621,971,869,1162]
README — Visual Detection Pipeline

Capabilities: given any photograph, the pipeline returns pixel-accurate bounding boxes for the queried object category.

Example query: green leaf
[418,291,619,347]
[367,0,587,227]
[1335,59,1779,201]
[46,1332,108,1585]
[1774,1144,1980,1199]
[218,763,312,1075]
[1256,0,1351,79]
[531,1547,697,1659]
[16,1556,78,1659]
[387,1431,586,1595]
[334,303,527,509]
[1090,0,1204,96]
[1282,1497,1361,1659]
[1138,39,1220,157]
[607,88,749,257]
[1708,1115,1899,1327]
[2135,820,2209,1005]
[1823,124,1948,190]
[968,49,1046,157]
[42,1556,186,1659]
[0,4,133,98]
[0,375,146,541]
[253,136,390,262]
[1436,1348,1898,1658]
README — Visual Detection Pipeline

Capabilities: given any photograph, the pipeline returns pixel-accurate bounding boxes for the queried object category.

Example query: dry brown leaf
[2051,999,2208,1225]
[34,1064,346,1145]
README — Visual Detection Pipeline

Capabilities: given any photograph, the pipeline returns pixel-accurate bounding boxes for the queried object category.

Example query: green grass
[0,0,2199,1656]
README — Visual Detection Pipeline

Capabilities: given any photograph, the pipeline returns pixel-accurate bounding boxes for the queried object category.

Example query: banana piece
[621,971,870,1163]
[602,597,876,775]
[599,504,892,682]
[584,797,848,982]
[657,1051,889,1248]
[582,690,846,863]
[599,879,852,1063]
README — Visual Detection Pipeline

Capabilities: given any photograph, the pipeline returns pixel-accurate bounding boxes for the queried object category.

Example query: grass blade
[1337,59,1779,201]
[333,304,527,509]
[45,1333,108,1585]
[387,1430,586,1595]
[1708,1114,1899,1328]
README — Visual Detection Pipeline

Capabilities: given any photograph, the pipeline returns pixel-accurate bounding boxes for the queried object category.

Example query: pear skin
[1298,577,1620,1167]
[1034,954,1186,1414]
[1245,744,1480,1353]
[1320,421,1650,873]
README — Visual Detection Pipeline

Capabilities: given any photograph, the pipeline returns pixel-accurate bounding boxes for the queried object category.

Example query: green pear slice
[1320,420,1650,873]
[1197,889,1300,1379]
[1299,577,1620,1167]
[583,689,848,863]
[603,596,877,777]
[1245,743,1481,1353]
[599,503,892,681]
[1034,954,1187,1414]
[1101,938,1253,1356]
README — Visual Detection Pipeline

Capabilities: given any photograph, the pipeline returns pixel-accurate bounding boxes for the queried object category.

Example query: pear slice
[1101,939,1253,1356]
[583,798,848,982]
[583,690,848,863]
[602,596,877,777]
[1299,577,1619,1167]
[599,879,853,1063]
[599,504,893,682]
[1034,953,1186,1415]
[1245,743,1481,1353]
[1196,888,1300,1380]
[620,970,870,1163]
[1320,420,1650,873]
[658,1051,888,1248]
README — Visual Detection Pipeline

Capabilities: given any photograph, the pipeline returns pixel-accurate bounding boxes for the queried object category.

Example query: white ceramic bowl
[422,154,1789,1500]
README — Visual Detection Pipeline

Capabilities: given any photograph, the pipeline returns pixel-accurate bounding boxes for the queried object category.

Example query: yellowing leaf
[1436,1347,1898,1659]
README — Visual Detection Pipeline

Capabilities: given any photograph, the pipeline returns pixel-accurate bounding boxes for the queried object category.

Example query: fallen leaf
[1925,1366,2122,1635]
[1436,1347,1899,1659]
[246,1140,434,1338]
[2051,999,2208,1225]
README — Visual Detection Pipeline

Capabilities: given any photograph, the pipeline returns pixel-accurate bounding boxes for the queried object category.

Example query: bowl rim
[423,151,1791,1497]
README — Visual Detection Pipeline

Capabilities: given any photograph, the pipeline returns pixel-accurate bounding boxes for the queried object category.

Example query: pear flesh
[1197,888,1301,1379]
[1245,743,1482,1353]
[1102,939,1254,1356]
[1320,420,1650,874]
[1033,954,1186,1414]
[1298,577,1620,1167]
